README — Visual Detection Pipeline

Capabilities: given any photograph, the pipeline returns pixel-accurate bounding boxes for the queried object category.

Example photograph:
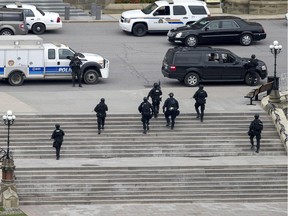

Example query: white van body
[119,0,210,36]
[0,35,109,86]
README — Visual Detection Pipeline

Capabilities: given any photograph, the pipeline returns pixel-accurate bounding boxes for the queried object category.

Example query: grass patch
[0,207,27,216]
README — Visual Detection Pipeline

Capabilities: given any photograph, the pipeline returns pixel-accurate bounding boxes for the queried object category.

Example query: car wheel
[245,72,260,86]
[184,72,199,87]
[83,69,99,84]
[132,23,147,37]
[240,34,252,46]
[185,35,198,47]
[8,71,24,86]
[32,23,46,35]
[0,29,13,35]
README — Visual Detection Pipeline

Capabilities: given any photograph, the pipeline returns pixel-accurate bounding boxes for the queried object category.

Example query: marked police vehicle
[0,35,109,86]
[119,0,210,36]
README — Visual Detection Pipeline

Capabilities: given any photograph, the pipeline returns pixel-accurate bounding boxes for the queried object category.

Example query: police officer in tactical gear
[163,92,179,130]
[248,114,263,153]
[147,82,162,118]
[193,85,208,122]
[51,124,65,160]
[69,53,82,87]
[138,97,154,134]
[94,98,108,134]
[245,54,259,86]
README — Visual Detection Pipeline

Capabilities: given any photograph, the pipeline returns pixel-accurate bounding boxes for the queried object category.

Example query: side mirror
[204,27,209,31]
[153,11,159,16]
[66,56,72,60]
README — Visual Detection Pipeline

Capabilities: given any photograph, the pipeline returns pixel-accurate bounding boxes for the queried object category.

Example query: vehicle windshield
[141,3,158,14]
[190,18,210,28]
[36,7,45,16]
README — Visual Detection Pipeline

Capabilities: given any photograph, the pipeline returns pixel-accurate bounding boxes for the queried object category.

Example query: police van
[0,35,109,86]
[119,0,210,36]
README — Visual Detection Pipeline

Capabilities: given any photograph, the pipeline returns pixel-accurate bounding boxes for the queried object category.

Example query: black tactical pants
[250,133,261,151]
[165,110,177,129]
[195,102,205,120]
[97,116,105,131]
[141,114,151,131]
[72,69,82,86]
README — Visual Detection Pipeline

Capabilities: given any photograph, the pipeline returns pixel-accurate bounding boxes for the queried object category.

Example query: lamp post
[2,110,16,159]
[269,40,282,103]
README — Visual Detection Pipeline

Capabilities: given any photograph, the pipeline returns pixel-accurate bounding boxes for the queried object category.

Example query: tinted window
[174,53,201,64]
[188,6,207,15]
[173,6,186,15]
[222,20,239,29]
[48,49,55,60]
[1,13,22,21]
[23,9,34,17]
[207,21,220,30]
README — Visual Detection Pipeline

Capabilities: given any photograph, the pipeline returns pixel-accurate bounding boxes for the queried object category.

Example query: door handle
[183,17,188,19]
[57,62,60,65]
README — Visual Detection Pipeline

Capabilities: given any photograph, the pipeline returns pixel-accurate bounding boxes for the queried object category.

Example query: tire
[184,73,199,87]
[83,69,99,84]
[132,23,147,37]
[245,72,260,86]
[240,34,252,46]
[8,72,24,86]
[0,29,13,35]
[32,23,46,35]
[185,35,198,47]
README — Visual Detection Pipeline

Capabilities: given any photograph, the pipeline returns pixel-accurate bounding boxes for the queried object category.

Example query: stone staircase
[0,0,89,16]
[1,112,286,205]
[2,113,285,159]
[15,165,288,205]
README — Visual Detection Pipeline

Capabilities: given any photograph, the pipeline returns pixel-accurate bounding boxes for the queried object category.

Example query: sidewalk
[62,13,285,23]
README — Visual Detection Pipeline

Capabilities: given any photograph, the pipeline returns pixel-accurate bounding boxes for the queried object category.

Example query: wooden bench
[244,81,274,105]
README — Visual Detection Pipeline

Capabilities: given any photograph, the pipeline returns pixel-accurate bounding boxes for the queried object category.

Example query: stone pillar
[1,159,19,209]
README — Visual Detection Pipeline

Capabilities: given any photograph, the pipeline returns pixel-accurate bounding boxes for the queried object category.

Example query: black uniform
[163,93,179,129]
[147,83,162,118]
[248,114,263,153]
[138,98,154,134]
[245,54,259,85]
[69,54,82,87]
[193,85,208,122]
[94,99,108,134]
[51,124,65,160]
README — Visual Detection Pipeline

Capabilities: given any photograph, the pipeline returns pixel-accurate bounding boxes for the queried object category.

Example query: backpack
[141,102,151,115]
[197,90,206,104]
[253,120,263,132]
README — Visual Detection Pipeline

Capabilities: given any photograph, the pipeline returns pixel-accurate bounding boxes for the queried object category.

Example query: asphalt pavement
[1,13,287,216]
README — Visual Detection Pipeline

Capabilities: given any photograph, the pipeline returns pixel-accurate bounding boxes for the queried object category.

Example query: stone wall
[223,0,287,15]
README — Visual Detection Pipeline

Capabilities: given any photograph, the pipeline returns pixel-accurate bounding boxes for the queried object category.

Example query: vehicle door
[22,9,35,30]
[218,20,241,43]
[148,5,171,31]
[199,20,222,43]
[220,52,243,80]
[202,52,222,80]
[168,5,189,29]
[44,47,74,77]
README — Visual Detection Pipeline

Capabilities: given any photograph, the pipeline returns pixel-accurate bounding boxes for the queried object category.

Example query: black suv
[161,47,267,87]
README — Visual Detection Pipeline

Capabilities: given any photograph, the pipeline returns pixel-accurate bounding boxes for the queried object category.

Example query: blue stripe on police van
[29,67,44,75]
[0,67,4,75]
[45,66,71,74]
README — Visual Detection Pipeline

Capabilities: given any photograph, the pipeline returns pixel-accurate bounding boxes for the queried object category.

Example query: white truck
[0,35,109,86]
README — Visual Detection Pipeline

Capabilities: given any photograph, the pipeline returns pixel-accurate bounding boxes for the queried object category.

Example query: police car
[0,36,109,86]
[4,3,62,34]
[119,0,210,36]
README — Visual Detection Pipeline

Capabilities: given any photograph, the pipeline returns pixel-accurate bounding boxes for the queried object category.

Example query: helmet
[101,98,105,102]
[169,92,174,97]
[199,84,204,89]
[254,114,259,119]
[251,54,256,59]
[55,124,60,128]
[143,97,148,102]
[153,82,159,88]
